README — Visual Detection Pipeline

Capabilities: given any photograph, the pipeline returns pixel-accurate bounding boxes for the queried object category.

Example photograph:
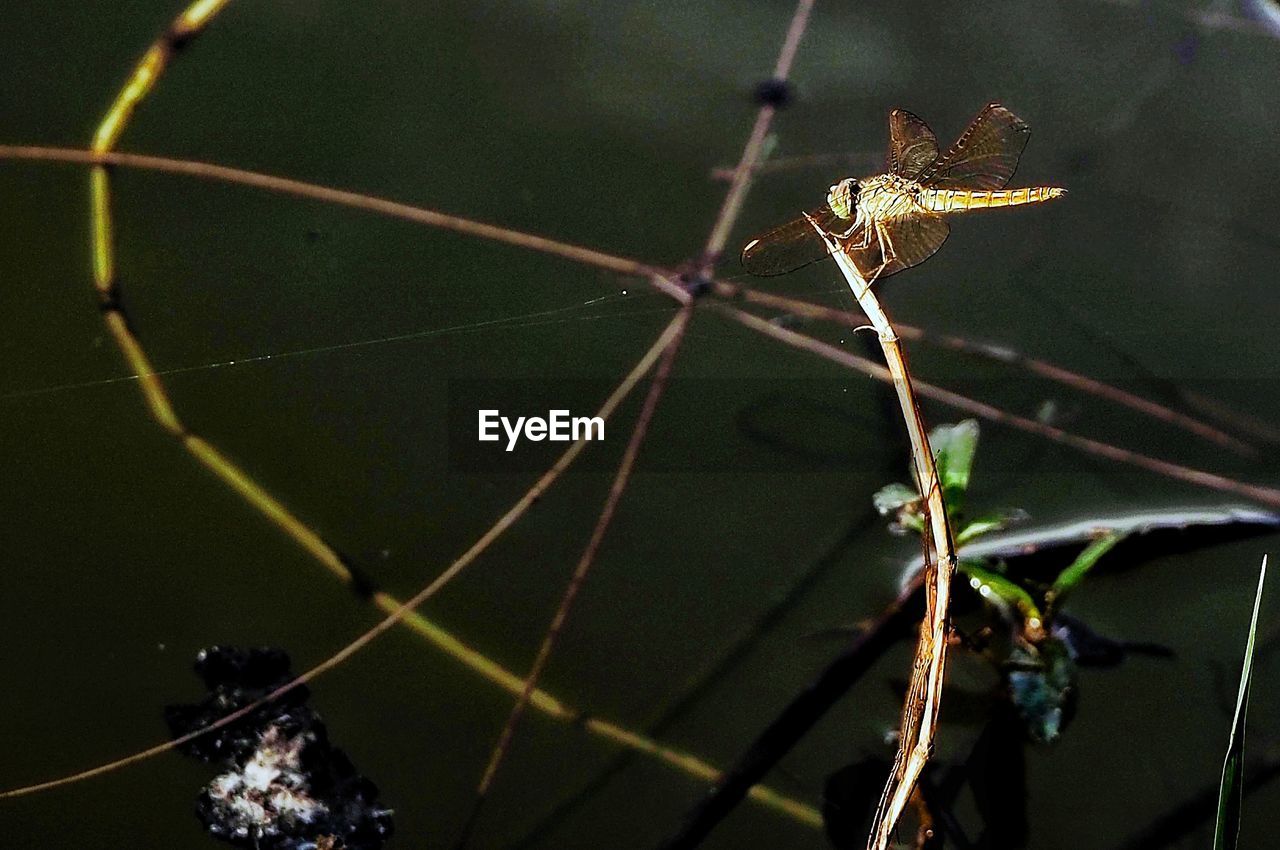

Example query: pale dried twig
[815,230,957,850]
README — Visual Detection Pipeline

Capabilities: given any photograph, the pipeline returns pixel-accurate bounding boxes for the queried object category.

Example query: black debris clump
[165,646,394,850]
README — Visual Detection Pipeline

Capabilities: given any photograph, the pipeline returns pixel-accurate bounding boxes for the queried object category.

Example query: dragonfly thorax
[826,174,924,234]
[855,173,924,222]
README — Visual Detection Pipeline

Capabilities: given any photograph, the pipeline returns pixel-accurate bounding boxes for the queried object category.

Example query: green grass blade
[1213,554,1268,850]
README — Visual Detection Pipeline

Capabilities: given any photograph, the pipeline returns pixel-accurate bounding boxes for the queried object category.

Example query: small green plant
[875,419,1135,743]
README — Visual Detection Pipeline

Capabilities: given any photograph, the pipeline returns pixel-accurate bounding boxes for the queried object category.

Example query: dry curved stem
[6,315,685,800]
[813,224,958,850]
[44,0,706,803]
[471,0,810,820]
[473,0,813,824]
[1,42,808,823]
[476,0,813,805]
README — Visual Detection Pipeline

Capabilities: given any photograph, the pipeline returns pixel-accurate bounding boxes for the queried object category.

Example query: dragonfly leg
[853,221,898,295]
[853,223,873,248]
[836,223,879,297]
[834,204,869,244]
[834,219,865,242]
[877,220,901,268]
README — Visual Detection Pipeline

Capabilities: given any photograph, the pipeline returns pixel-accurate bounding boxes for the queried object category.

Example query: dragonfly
[741,103,1064,284]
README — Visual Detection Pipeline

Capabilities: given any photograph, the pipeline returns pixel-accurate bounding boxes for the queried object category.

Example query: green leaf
[1045,531,1124,614]
[896,513,925,535]
[1213,555,1268,850]
[955,511,1020,546]
[930,419,980,503]
[959,559,1043,628]
[872,482,919,516]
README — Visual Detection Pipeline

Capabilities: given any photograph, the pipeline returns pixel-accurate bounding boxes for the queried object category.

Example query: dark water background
[2,1,1280,847]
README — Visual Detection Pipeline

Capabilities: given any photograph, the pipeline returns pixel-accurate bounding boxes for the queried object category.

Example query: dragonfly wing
[847,214,950,281]
[918,103,1030,190]
[887,108,939,180]
[741,204,851,277]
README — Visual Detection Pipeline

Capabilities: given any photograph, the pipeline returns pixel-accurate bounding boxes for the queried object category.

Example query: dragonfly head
[826,178,862,222]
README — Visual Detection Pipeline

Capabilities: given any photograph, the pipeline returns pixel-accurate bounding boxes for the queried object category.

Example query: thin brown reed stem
[1,311,821,824]
[1182,389,1280,446]
[709,150,882,181]
[4,311,678,799]
[699,0,816,269]
[13,140,1254,463]
[712,302,1280,508]
[710,281,1254,455]
[467,303,695,843]
[1,145,654,279]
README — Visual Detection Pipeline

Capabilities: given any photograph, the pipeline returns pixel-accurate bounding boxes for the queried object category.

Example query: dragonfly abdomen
[920,186,1065,213]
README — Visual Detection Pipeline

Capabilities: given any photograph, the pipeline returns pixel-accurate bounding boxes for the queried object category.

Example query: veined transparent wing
[847,214,950,281]
[740,203,854,277]
[886,108,939,180]
[917,103,1030,190]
